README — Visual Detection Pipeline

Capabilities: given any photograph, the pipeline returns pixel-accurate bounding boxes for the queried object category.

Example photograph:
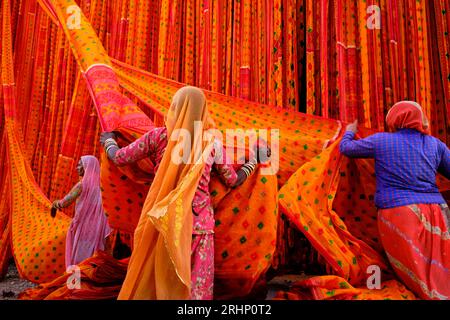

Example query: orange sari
[118,86,216,300]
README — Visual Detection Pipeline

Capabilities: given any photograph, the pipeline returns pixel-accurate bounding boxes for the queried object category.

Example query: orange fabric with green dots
[2,0,448,300]
[3,0,320,291]
[111,58,342,187]
[2,0,71,283]
[279,139,389,285]
[211,166,278,299]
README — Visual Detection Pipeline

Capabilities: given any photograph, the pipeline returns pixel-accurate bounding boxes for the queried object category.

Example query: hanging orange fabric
[2,0,71,283]
[279,139,389,285]
[212,165,278,299]
[3,0,448,301]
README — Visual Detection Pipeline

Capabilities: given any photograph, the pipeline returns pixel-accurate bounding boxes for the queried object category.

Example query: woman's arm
[213,143,240,187]
[215,157,257,188]
[214,142,269,188]
[100,129,166,166]
[234,158,258,187]
[339,121,376,158]
[339,132,376,158]
[52,182,82,209]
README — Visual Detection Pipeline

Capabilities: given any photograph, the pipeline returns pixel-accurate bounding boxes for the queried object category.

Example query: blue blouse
[339,129,450,209]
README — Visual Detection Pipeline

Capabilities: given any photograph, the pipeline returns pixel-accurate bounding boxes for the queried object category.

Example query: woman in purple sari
[52,155,112,268]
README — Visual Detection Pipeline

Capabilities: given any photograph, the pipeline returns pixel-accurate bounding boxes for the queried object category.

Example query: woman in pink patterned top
[100,87,269,300]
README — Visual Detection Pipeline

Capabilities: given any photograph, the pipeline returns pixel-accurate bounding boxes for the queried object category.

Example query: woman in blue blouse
[340,101,449,300]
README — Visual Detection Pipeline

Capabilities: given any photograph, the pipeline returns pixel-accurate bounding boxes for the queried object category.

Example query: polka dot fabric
[2,0,69,284]
[111,58,342,186]
[7,119,71,283]
[211,166,278,299]
[46,0,110,71]
[100,149,151,234]
[0,145,10,277]
[19,251,128,300]
[43,0,158,238]
[7,0,339,288]
[278,139,389,285]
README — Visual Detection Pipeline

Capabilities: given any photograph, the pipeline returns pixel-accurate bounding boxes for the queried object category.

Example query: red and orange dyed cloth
[3,0,448,301]
[2,0,281,299]
[19,165,278,300]
[211,164,278,299]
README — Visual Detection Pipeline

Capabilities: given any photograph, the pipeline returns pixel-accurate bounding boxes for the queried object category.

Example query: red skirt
[378,203,450,300]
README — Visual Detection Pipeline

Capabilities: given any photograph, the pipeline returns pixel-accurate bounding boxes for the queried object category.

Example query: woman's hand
[346,120,358,134]
[51,200,62,210]
[50,207,57,218]
[100,132,117,146]
[253,140,271,164]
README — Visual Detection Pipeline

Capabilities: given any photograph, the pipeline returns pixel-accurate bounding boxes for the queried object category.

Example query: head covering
[118,86,216,300]
[66,155,111,268]
[385,101,430,134]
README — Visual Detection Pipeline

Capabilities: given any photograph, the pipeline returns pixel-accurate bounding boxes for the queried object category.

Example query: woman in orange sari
[100,86,268,300]
[339,101,450,300]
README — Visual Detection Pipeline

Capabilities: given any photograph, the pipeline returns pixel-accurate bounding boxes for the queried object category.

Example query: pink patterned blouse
[113,127,238,234]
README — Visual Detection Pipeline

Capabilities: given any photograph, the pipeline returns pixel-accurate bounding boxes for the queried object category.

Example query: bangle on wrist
[104,141,118,151]
[241,161,257,178]
[106,144,118,155]
[104,138,118,148]
[248,156,258,165]
[241,167,250,178]
[104,138,117,144]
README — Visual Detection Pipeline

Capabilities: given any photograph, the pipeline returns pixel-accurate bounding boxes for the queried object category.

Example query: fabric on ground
[19,251,128,300]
